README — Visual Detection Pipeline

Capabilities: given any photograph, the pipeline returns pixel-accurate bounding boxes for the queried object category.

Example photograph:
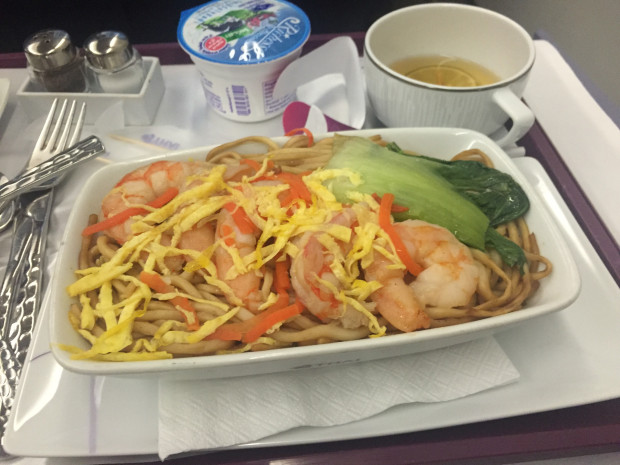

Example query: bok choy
[324,135,529,270]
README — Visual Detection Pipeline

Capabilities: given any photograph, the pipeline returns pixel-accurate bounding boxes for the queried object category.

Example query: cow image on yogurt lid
[178,0,311,122]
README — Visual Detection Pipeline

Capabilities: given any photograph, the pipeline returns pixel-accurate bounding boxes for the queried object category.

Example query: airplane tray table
[0,35,619,464]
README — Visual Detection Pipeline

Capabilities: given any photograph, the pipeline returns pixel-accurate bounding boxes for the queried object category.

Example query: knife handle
[0,337,19,457]
[0,221,34,448]
[6,191,53,357]
[0,190,54,458]
[0,135,104,207]
[0,212,38,339]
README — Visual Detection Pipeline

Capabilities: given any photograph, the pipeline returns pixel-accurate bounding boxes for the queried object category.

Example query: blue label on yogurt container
[178,0,311,65]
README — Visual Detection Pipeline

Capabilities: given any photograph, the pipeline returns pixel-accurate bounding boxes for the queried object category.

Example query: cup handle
[492,87,535,147]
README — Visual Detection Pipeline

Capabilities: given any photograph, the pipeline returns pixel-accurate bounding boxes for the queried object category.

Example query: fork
[0,99,90,458]
[28,98,86,169]
[0,99,88,232]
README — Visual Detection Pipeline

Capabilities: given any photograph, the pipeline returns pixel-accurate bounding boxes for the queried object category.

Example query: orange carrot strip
[239,158,262,172]
[206,322,244,341]
[251,171,312,209]
[219,223,235,247]
[269,290,290,313]
[390,204,410,213]
[378,193,423,276]
[207,300,304,343]
[274,257,291,292]
[82,187,179,237]
[285,127,314,147]
[223,201,256,235]
[372,192,409,213]
[242,300,304,343]
[253,172,312,206]
[206,322,248,341]
[139,271,200,331]
[274,172,312,205]
[81,206,146,237]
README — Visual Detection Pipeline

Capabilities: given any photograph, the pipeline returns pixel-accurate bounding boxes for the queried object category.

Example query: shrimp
[396,220,480,309]
[179,221,215,252]
[365,252,429,333]
[214,206,263,312]
[153,222,215,273]
[101,161,208,244]
[101,160,250,244]
[365,219,479,332]
[290,208,367,328]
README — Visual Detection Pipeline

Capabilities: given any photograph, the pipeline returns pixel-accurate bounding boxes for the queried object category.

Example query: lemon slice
[406,65,477,87]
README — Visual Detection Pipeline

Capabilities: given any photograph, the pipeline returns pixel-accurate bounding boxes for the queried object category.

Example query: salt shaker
[83,31,146,94]
[23,29,87,92]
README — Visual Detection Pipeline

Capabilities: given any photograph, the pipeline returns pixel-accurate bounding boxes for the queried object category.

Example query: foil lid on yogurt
[177,0,311,65]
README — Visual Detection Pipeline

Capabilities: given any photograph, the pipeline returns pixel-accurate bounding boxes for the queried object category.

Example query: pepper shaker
[83,31,146,94]
[23,29,87,92]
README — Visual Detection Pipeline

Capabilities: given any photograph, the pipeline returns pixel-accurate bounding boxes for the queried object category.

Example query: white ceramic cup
[363,3,536,147]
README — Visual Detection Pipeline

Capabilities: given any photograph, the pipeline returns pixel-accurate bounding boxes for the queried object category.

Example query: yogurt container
[178,0,311,122]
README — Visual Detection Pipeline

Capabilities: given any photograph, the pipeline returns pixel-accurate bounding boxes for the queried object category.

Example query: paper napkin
[158,336,519,459]
[274,36,366,129]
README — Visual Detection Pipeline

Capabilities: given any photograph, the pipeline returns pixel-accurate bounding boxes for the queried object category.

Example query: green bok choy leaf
[324,135,529,270]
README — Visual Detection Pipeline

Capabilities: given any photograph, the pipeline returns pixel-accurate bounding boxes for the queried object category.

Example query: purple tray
[2,35,619,464]
[522,120,620,286]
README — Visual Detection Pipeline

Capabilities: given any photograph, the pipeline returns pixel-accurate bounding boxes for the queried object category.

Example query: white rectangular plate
[49,128,580,379]
[5,156,617,459]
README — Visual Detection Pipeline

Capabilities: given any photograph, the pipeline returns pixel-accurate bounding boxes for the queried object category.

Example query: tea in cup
[363,3,536,146]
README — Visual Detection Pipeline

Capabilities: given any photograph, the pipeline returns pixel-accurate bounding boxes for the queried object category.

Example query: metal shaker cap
[23,29,79,71]
[84,31,135,71]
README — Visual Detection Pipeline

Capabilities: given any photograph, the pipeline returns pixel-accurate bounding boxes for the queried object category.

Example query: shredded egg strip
[67,162,404,360]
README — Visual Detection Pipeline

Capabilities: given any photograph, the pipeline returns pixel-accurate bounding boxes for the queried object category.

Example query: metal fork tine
[56,100,77,152]
[33,98,59,152]
[44,99,68,153]
[68,102,86,148]
[24,99,90,172]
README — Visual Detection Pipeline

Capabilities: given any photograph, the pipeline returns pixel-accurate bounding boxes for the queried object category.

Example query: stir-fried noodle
[65,134,552,361]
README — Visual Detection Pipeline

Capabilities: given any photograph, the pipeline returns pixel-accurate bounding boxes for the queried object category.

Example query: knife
[1,190,53,352]
[0,189,54,456]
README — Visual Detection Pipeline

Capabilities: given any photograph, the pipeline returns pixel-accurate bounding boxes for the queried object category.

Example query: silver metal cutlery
[0,98,104,232]
[0,174,13,232]
[0,98,104,457]
[0,135,104,211]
